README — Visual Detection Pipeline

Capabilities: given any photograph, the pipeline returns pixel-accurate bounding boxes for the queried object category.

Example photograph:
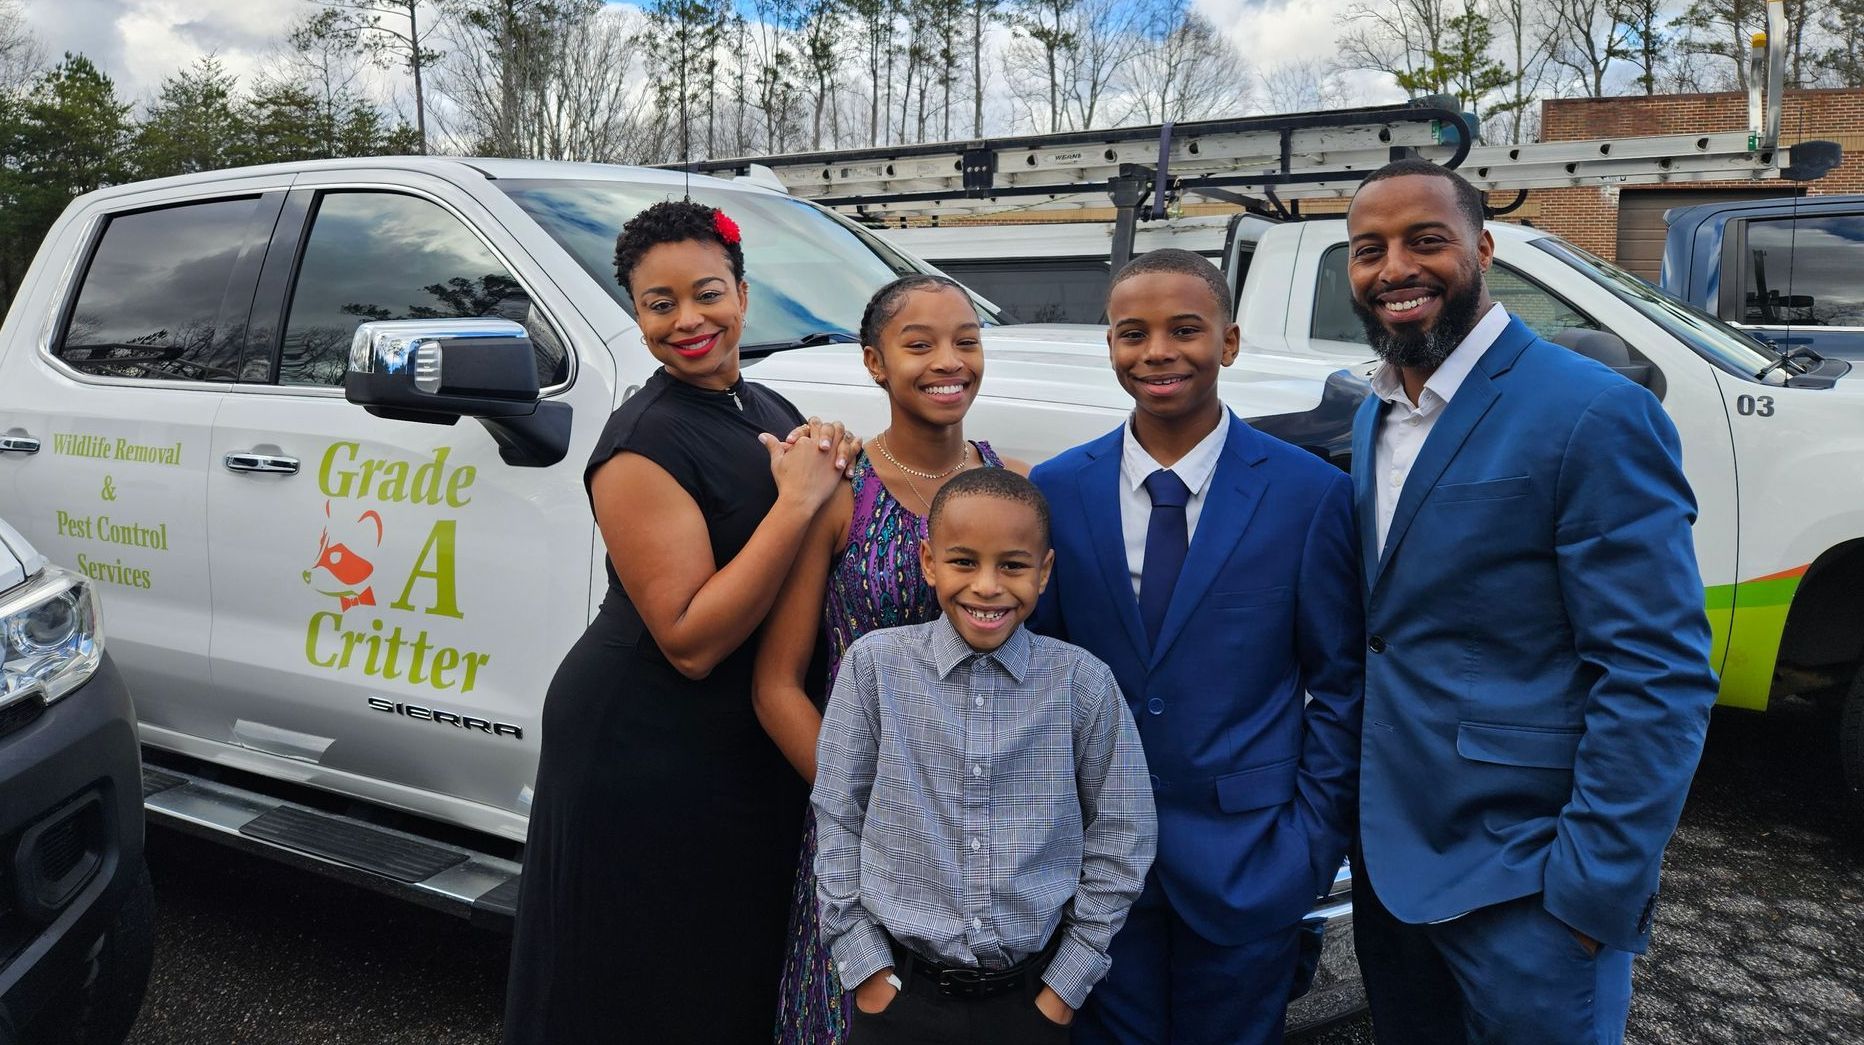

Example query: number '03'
[1736,395,1776,418]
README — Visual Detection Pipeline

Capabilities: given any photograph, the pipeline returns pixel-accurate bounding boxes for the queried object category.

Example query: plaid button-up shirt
[811,617,1156,1009]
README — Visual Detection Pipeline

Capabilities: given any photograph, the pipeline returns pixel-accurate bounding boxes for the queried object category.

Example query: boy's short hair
[1355,158,1488,238]
[928,468,1052,548]
[1109,248,1233,322]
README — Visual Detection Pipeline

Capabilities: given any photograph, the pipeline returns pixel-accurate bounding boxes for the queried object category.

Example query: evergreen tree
[134,56,248,178]
[0,55,132,308]
[1396,8,1516,115]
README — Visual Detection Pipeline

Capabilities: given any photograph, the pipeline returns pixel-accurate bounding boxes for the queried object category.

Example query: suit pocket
[1214,756,1298,812]
[1209,585,1293,610]
[1456,721,1582,769]
[1432,476,1531,504]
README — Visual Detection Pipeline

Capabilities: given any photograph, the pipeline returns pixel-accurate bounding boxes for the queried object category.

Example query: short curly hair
[613,198,746,294]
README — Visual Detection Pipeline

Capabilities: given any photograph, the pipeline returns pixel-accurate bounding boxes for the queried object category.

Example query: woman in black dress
[503,201,850,1043]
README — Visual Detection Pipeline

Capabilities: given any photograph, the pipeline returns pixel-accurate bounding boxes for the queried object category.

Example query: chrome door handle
[224,452,300,475]
[0,435,40,454]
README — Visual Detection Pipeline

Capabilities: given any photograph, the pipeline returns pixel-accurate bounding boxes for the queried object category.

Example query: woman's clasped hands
[762,417,860,511]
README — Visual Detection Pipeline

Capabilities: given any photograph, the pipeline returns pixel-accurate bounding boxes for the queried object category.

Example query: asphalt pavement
[126,696,1864,1044]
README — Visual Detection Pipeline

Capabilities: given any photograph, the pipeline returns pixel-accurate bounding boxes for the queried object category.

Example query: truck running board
[141,764,522,929]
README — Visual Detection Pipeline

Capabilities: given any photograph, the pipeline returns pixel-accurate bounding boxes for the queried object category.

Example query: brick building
[1520,87,1864,278]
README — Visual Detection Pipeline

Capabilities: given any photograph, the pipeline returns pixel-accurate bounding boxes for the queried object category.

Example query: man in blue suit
[1032,248,1363,1044]
[1345,159,1718,1044]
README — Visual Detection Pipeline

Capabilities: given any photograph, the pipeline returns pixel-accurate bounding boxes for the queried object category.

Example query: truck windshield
[499,179,996,351]
[1534,237,1781,378]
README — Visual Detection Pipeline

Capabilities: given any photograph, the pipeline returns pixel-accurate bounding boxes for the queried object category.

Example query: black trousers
[845,962,1071,1044]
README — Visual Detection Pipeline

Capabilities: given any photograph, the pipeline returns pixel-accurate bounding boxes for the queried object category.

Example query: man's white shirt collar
[1370,302,1510,414]
[1121,407,1230,494]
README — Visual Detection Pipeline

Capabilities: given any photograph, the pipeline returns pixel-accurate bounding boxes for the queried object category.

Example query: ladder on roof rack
[667,0,1840,271]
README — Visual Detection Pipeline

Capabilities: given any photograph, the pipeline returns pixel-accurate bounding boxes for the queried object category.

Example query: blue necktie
[1140,469,1191,649]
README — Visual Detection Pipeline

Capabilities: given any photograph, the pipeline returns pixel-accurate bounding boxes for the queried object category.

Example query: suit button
[1147,698,1165,715]
[1368,635,1386,653]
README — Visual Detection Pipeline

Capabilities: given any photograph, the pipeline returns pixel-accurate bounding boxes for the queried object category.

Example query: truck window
[1310,244,1598,344]
[57,197,265,382]
[279,191,568,387]
[1739,215,1864,328]
[937,259,1109,324]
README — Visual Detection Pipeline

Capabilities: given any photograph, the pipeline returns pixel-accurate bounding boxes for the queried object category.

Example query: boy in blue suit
[1344,160,1717,1044]
[1032,249,1364,1044]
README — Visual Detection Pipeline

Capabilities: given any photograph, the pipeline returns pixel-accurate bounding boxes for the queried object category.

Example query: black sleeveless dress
[504,368,809,1044]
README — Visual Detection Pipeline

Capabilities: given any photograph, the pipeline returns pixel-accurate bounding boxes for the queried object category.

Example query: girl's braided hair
[858,273,970,348]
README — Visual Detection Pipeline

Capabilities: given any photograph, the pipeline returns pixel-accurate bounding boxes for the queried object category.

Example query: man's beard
[1351,276,1483,371]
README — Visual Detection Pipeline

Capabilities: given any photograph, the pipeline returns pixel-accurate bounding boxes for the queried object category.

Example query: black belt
[886,930,1060,999]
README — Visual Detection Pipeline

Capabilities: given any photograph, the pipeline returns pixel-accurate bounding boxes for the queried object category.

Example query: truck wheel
[1842,665,1864,805]
[30,859,155,1045]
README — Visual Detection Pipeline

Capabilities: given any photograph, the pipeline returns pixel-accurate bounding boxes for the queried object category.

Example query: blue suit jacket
[1032,412,1363,947]
[1352,316,1717,955]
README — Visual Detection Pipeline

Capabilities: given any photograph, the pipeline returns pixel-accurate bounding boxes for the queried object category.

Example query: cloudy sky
[18,0,1383,109]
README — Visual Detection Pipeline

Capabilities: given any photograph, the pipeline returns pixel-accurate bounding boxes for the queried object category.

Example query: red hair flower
[713,211,741,246]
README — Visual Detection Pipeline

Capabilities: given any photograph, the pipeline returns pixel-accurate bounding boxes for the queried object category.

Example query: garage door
[1616,188,1796,281]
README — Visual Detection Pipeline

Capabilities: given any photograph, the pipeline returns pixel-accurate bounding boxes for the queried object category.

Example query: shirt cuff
[830,921,895,992]
[1041,933,1110,1010]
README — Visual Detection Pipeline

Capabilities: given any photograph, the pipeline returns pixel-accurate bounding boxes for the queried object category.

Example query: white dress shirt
[1371,302,1510,554]
[1119,409,1231,599]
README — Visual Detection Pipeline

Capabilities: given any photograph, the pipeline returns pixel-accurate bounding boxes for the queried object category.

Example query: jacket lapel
[1351,394,1383,592]
[1150,415,1266,667]
[1073,430,1148,663]
[1372,317,1536,588]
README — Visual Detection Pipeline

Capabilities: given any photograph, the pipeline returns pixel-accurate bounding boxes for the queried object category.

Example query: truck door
[0,190,286,728]
[204,183,606,839]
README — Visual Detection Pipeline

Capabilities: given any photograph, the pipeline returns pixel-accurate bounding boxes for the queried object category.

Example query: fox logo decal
[304,501,384,612]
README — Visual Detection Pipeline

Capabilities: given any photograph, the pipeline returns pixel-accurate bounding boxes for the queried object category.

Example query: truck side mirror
[1551,328,1652,389]
[345,319,540,425]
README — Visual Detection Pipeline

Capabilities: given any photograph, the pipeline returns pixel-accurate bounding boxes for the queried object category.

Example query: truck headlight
[1,567,103,705]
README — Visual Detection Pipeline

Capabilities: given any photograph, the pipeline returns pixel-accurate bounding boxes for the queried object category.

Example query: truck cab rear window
[57,197,264,382]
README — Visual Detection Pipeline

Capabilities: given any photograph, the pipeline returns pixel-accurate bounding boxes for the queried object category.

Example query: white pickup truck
[0,158,1365,1031]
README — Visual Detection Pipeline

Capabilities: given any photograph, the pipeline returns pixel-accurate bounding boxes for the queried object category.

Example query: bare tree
[1006,0,1079,132]
[1490,0,1555,140]
[0,0,44,91]
[1258,58,1355,112]
[1121,5,1252,124]
[1545,0,1631,96]
[1337,0,1452,94]
[969,0,998,135]
[1675,0,1768,91]
[1004,0,1143,131]
[798,0,844,148]
[850,0,895,145]
[533,5,652,161]
[303,0,441,152]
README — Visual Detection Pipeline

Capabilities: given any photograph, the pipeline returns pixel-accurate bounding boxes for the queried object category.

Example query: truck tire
[1842,665,1864,806]
[28,859,155,1045]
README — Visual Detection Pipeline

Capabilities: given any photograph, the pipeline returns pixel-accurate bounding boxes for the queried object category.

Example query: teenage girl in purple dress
[754,274,1028,1044]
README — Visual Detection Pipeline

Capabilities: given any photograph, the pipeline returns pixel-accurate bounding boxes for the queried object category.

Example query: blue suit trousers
[1072,876,1299,1045]
[1354,867,1633,1045]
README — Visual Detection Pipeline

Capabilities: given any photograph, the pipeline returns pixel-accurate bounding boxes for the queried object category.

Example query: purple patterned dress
[773,442,1003,1044]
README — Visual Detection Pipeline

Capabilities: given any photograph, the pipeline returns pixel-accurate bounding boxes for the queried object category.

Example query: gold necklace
[875,432,969,480]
